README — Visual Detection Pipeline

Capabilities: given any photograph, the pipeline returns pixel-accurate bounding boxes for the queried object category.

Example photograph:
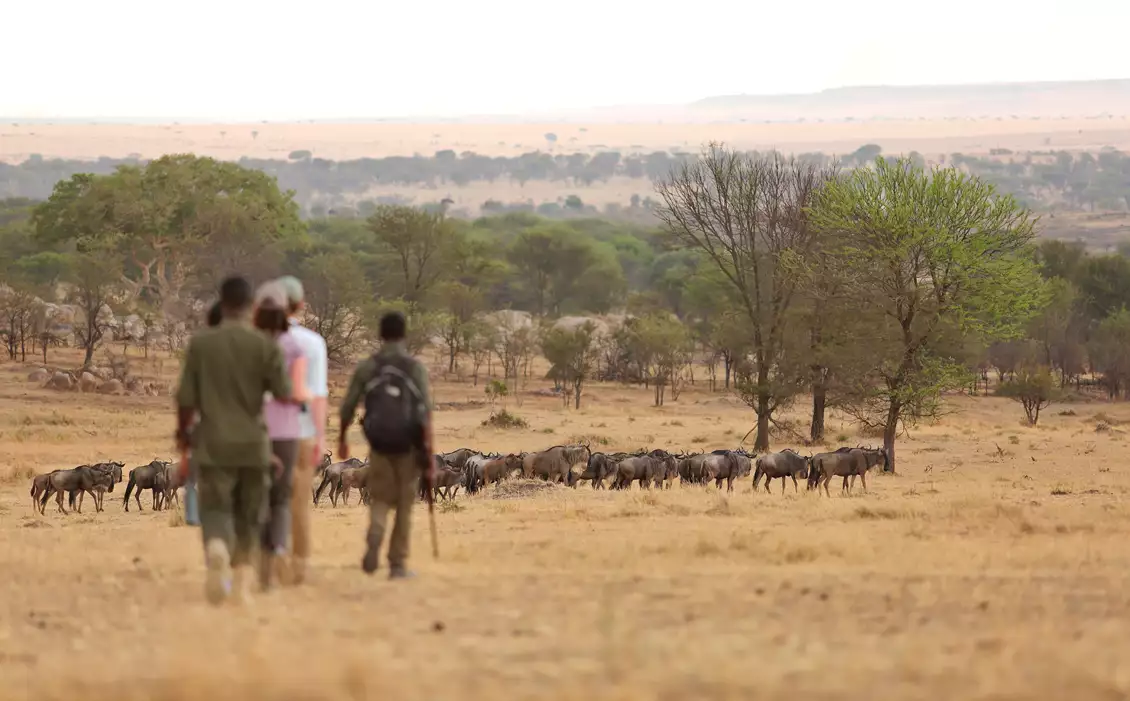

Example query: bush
[481,409,528,429]
[997,365,1060,425]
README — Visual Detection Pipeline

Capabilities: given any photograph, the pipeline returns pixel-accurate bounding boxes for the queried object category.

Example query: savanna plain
[3,349,1130,701]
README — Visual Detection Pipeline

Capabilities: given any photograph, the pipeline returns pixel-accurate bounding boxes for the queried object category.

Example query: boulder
[125,377,144,394]
[47,372,75,391]
[98,378,124,395]
[80,372,99,393]
[27,368,49,384]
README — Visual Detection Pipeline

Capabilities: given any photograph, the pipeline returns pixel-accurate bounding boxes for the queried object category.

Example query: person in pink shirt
[253,282,309,590]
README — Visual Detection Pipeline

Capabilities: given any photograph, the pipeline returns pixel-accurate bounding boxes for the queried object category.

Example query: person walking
[182,301,225,528]
[276,275,328,585]
[254,281,309,590]
[338,311,434,579]
[175,276,291,605]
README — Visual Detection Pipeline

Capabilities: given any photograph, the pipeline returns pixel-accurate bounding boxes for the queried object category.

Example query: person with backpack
[338,311,434,579]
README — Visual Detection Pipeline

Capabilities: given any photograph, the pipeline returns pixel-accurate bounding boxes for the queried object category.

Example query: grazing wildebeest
[338,463,370,506]
[808,447,888,496]
[314,457,365,507]
[469,453,523,491]
[522,445,590,484]
[123,460,173,512]
[752,450,810,494]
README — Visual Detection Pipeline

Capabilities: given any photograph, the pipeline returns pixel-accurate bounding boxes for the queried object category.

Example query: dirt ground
[3,349,1130,700]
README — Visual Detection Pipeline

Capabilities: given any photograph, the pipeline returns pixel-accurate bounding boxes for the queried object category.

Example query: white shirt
[288,318,329,439]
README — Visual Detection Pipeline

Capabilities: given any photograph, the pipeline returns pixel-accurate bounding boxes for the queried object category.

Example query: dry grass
[4,348,1130,700]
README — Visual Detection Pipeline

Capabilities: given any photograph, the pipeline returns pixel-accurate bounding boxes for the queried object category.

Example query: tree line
[2,143,1129,217]
[5,147,1130,472]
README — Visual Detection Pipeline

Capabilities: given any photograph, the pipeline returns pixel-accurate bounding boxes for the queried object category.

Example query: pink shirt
[264,330,305,440]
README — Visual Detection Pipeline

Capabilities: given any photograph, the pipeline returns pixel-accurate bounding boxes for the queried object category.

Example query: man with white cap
[276,275,328,584]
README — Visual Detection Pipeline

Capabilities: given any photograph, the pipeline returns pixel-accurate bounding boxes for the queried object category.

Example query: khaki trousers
[289,439,315,561]
[366,451,420,568]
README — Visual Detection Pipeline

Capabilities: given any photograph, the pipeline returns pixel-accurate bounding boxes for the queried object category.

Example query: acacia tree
[297,251,371,362]
[34,156,303,318]
[655,143,835,450]
[811,157,1045,472]
[540,322,599,409]
[367,205,462,307]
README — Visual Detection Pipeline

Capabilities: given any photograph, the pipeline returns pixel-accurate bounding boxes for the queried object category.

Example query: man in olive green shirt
[338,312,434,579]
[176,276,291,605]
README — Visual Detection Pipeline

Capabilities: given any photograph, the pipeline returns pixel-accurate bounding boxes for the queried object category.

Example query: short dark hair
[219,276,253,312]
[379,311,407,341]
[254,300,289,334]
[206,302,223,327]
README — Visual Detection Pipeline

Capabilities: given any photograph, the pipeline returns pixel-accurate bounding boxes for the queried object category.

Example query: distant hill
[689,80,1130,121]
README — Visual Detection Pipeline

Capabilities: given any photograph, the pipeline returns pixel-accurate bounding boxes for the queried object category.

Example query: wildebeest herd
[29,444,890,516]
[309,444,891,508]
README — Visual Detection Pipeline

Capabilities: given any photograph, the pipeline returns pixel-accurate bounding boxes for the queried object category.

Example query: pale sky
[3,0,1127,120]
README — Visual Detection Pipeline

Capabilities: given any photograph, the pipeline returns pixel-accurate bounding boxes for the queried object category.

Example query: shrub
[997,365,1059,426]
[481,409,528,429]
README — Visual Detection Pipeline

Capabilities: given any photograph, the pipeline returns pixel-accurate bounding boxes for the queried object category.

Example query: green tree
[1089,308,1130,399]
[367,205,463,307]
[34,155,303,316]
[811,157,1045,472]
[540,322,599,409]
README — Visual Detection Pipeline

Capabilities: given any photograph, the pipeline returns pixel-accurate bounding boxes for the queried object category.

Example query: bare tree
[655,143,835,450]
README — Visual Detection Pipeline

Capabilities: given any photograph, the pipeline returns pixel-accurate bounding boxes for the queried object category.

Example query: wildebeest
[30,471,59,514]
[808,447,888,496]
[438,448,478,471]
[39,466,96,515]
[753,450,810,494]
[468,453,523,491]
[579,452,632,489]
[314,457,366,507]
[337,463,370,506]
[679,452,741,490]
[123,460,173,512]
[72,461,124,512]
[429,466,466,501]
[457,451,503,494]
[613,450,677,490]
[522,445,590,484]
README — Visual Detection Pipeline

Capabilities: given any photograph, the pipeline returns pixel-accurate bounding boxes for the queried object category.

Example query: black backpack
[361,355,426,455]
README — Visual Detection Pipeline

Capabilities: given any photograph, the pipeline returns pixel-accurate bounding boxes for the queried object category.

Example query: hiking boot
[388,565,415,580]
[204,539,232,606]
[361,547,380,575]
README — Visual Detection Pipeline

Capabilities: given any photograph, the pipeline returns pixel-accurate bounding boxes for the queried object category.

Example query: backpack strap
[364,354,424,401]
